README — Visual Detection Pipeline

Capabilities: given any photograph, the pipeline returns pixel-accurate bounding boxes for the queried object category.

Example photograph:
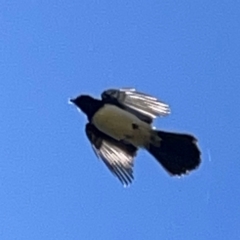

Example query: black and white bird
[70,88,201,186]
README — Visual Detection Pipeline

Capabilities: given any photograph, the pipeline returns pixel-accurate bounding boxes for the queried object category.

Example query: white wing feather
[102,88,170,120]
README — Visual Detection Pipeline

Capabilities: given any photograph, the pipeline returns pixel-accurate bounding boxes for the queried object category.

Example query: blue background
[1,1,240,239]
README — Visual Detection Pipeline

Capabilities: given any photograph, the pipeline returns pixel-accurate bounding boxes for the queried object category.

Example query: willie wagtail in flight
[70,88,201,186]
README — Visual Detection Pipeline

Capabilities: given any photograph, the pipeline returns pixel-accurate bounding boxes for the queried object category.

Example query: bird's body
[70,88,201,186]
[92,104,152,147]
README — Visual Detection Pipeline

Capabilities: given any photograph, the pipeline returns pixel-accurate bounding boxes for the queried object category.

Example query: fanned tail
[147,130,201,175]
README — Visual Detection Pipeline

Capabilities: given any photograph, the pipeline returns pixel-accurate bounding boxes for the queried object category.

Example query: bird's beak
[69,98,76,105]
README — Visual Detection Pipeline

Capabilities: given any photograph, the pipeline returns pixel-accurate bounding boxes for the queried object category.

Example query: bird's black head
[70,95,103,121]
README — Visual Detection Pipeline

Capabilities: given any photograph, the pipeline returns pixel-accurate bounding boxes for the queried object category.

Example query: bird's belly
[92,104,151,147]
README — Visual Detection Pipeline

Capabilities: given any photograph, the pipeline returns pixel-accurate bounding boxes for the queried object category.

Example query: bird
[70,88,201,186]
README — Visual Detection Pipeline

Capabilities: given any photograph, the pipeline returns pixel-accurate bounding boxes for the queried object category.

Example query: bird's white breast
[92,104,152,147]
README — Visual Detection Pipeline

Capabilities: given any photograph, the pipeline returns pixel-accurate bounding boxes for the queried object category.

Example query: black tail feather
[147,130,201,175]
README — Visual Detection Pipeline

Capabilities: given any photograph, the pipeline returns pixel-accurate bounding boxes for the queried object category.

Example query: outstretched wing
[85,123,137,186]
[101,88,170,124]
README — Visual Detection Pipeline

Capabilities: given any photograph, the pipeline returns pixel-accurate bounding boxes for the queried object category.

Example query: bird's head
[70,95,103,120]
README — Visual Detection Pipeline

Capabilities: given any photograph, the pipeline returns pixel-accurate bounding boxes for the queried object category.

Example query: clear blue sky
[1,1,240,239]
